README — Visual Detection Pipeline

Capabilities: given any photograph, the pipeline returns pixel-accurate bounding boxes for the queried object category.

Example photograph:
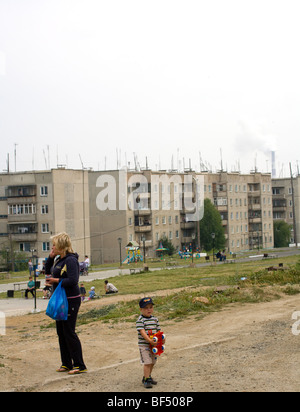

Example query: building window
[8,204,36,215]
[41,205,49,214]
[20,242,31,252]
[41,223,49,233]
[42,242,50,252]
[40,186,48,196]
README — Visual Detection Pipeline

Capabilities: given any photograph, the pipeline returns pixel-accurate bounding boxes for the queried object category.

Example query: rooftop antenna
[43,149,48,169]
[79,154,84,169]
[220,148,223,172]
[133,152,137,171]
[14,143,18,172]
[3,153,9,173]
[47,145,50,169]
[271,151,276,178]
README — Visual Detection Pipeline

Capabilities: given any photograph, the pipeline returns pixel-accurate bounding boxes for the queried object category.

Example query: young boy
[136,297,164,389]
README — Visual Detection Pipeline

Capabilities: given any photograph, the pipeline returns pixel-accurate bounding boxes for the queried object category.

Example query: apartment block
[0,167,276,267]
[89,169,274,263]
[205,172,274,251]
[272,175,300,244]
[0,169,90,264]
[88,169,199,264]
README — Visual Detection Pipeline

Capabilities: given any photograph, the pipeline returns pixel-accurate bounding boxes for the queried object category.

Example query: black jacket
[45,253,80,298]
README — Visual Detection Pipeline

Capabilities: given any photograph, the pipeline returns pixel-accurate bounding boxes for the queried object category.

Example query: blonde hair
[51,232,74,254]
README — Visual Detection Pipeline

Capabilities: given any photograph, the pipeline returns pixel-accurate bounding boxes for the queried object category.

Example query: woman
[45,232,87,375]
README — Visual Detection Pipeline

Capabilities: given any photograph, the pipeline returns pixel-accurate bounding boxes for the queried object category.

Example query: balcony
[8,222,38,242]
[135,225,152,233]
[249,217,262,224]
[273,206,287,213]
[8,214,37,223]
[6,185,36,198]
[248,203,261,211]
[248,190,261,197]
[181,221,196,230]
[134,209,151,216]
[10,233,37,242]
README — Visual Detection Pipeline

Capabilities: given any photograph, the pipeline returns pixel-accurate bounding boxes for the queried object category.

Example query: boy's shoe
[149,376,157,385]
[142,376,157,387]
[143,378,153,389]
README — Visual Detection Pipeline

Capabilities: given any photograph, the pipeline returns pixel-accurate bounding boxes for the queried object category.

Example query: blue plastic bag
[46,281,68,321]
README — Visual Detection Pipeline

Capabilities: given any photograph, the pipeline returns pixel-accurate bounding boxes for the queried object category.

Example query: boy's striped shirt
[136,315,161,346]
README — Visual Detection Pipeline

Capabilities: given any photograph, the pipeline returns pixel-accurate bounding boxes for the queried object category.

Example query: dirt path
[1,291,300,392]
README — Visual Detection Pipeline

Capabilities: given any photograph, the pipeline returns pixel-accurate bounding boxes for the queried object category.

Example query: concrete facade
[0,169,90,266]
[0,167,277,266]
[88,169,274,263]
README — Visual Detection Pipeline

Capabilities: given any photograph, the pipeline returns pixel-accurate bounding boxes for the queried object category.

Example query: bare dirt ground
[1,290,300,392]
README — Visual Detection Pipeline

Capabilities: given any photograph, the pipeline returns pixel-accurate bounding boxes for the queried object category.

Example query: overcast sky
[0,0,299,177]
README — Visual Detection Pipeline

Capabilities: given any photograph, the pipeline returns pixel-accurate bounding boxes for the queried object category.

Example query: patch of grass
[75,256,300,326]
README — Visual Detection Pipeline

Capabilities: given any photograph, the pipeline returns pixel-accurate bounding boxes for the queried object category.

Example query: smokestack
[271,151,276,178]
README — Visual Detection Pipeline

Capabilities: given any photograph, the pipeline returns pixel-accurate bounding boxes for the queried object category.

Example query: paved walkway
[0,267,131,317]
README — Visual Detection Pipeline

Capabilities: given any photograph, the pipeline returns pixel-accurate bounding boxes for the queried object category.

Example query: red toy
[149,330,165,356]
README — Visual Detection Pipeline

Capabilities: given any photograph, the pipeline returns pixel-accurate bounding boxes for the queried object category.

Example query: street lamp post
[211,233,216,262]
[118,238,122,268]
[192,233,196,264]
[141,236,146,264]
[30,249,40,314]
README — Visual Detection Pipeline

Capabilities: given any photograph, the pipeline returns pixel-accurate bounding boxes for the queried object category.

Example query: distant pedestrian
[25,276,35,299]
[28,259,33,276]
[104,280,118,294]
[80,283,86,301]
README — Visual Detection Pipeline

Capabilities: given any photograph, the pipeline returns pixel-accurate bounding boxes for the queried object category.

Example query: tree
[274,220,291,248]
[200,199,226,251]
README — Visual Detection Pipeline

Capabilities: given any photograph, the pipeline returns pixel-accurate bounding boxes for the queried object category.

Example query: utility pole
[290,163,298,248]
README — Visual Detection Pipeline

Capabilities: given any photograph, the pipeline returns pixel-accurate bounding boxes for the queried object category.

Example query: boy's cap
[139,297,154,308]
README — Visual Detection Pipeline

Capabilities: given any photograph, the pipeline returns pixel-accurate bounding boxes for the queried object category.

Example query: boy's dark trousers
[56,297,86,370]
